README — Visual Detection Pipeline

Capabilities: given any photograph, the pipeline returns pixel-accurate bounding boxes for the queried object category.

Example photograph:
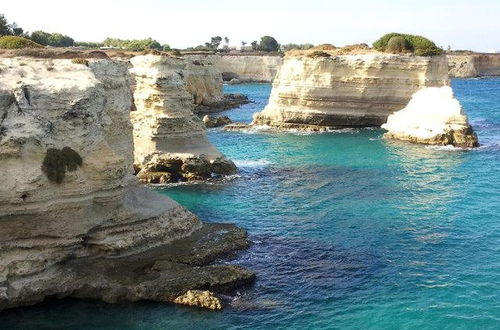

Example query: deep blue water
[1,80,499,329]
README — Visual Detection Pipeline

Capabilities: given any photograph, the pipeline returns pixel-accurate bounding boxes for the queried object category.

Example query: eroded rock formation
[448,54,500,78]
[129,55,237,183]
[186,54,283,83]
[0,56,253,311]
[253,52,450,129]
[382,86,478,147]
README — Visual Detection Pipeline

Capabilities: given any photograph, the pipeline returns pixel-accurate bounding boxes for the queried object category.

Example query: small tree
[30,31,51,45]
[251,40,258,51]
[259,36,279,52]
[0,14,12,36]
[210,36,222,50]
[10,22,23,36]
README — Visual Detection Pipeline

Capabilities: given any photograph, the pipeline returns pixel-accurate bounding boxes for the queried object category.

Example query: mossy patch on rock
[41,147,83,183]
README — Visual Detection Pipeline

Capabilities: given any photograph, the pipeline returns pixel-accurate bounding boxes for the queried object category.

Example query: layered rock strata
[382,86,478,147]
[186,54,284,83]
[184,58,249,113]
[0,56,253,311]
[129,55,237,184]
[448,54,500,78]
[253,53,450,129]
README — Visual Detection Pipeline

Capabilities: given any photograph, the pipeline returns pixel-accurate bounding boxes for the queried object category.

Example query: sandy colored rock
[186,54,283,83]
[203,115,232,128]
[0,57,253,311]
[253,54,450,129]
[448,54,500,77]
[129,55,237,180]
[174,290,223,310]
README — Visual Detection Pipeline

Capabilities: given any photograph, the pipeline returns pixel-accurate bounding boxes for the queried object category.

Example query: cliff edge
[0,56,253,311]
[253,52,450,129]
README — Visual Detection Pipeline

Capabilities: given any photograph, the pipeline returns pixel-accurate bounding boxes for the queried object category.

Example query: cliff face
[448,54,500,78]
[253,54,450,129]
[129,55,236,183]
[186,54,283,82]
[0,56,252,310]
[184,59,224,107]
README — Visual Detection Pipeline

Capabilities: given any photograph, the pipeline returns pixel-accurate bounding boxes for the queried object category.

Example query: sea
[1,79,499,329]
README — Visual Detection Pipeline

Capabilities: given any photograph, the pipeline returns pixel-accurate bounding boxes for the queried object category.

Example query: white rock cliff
[186,54,283,83]
[129,55,237,183]
[253,53,450,129]
[0,55,253,310]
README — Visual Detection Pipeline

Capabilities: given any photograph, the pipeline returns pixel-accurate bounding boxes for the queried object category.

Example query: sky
[3,0,500,52]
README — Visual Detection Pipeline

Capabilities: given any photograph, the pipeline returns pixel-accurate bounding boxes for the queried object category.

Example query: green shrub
[41,147,82,184]
[386,36,411,53]
[71,58,89,66]
[0,36,43,49]
[373,33,443,56]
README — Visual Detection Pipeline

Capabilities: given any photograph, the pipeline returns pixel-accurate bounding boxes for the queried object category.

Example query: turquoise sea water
[1,80,499,329]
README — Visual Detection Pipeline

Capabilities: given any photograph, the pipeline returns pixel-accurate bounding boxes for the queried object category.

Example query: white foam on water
[233,159,272,168]
[233,159,271,168]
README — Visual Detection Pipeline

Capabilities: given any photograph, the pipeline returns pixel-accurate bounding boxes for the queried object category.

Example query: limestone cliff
[186,54,283,83]
[382,86,478,147]
[129,55,237,183]
[448,54,500,78]
[0,56,253,310]
[253,53,450,129]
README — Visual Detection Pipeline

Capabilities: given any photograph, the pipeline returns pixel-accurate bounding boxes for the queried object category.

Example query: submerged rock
[174,290,223,310]
[203,115,232,128]
[382,86,479,148]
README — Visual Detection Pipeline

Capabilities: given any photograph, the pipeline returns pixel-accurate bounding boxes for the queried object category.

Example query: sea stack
[381,86,479,147]
[0,53,253,311]
[129,54,237,183]
[253,49,450,130]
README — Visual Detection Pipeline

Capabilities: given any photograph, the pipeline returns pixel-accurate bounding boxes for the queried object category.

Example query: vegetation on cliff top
[373,33,443,56]
[0,36,43,49]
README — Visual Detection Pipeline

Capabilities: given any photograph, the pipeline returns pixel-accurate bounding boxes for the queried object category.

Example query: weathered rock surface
[129,55,237,182]
[195,93,250,114]
[174,290,223,310]
[448,54,500,78]
[382,86,478,147]
[186,54,283,83]
[136,153,237,184]
[203,115,232,128]
[0,57,252,311]
[253,53,450,129]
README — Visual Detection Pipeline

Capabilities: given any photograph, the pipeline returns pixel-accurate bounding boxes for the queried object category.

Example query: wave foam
[233,159,272,168]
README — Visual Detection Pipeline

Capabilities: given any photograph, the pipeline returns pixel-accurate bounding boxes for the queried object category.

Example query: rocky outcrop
[174,290,223,310]
[0,56,253,311]
[382,86,478,147]
[186,54,283,83]
[129,55,237,183]
[253,53,450,129]
[448,54,500,78]
[203,115,232,128]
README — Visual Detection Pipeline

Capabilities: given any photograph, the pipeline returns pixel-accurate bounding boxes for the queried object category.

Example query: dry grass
[286,43,382,58]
